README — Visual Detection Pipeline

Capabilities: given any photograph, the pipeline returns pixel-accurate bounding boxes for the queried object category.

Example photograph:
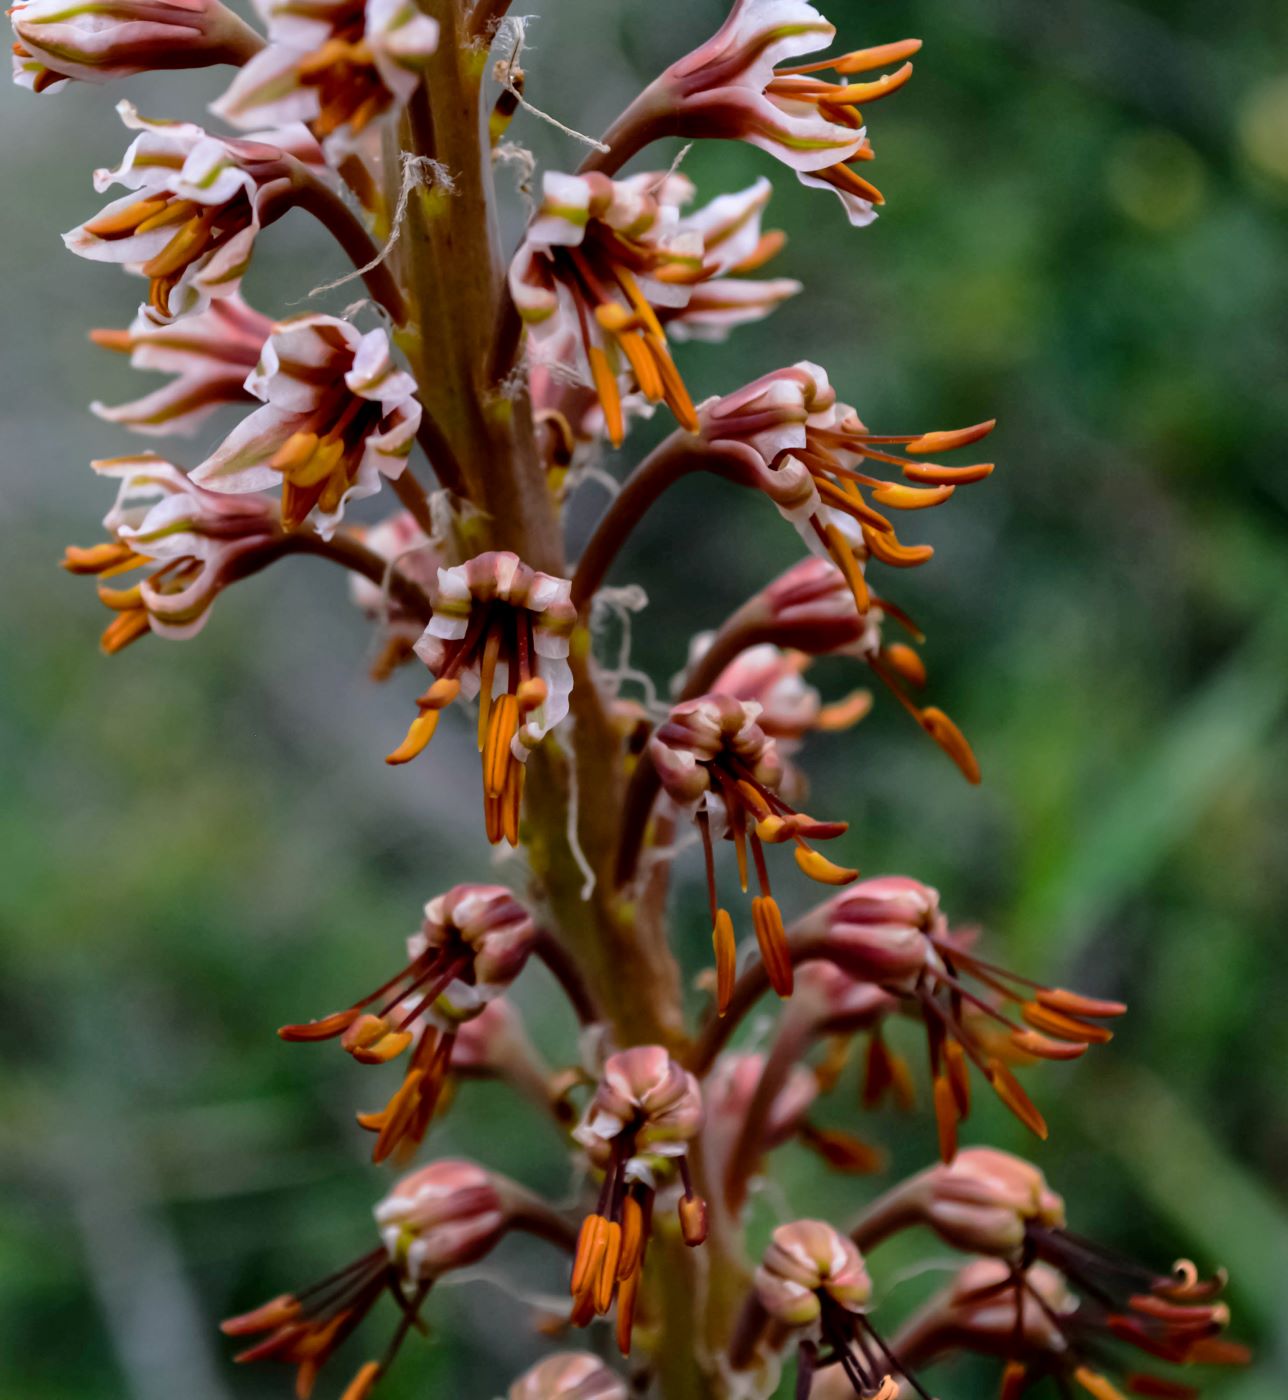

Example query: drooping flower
[189,312,421,537]
[62,452,278,651]
[658,175,801,343]
[721,555,982,783]
[701,362,995,617]
[348,509,443,678]
[509,1353,629,1400]
[800,877,1126,1157]
[682,637,871,797]
[9,0,262,93]
[509,170,704,446]
[211,0,440,159]
[570,1047,705,1354]
[649,693,856,1014]
[89,293,272,435]
[521,174,797,466]
[64,100,322,322]
[387,551,577,847]
[906,1248,1247,1399]
[223,1160,508,1399]
[278,885,535,1163]
[637,1,921,223]
[753,1221,919,1399]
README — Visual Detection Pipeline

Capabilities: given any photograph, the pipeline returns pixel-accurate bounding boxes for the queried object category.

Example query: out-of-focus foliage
[2,1,1286,1396]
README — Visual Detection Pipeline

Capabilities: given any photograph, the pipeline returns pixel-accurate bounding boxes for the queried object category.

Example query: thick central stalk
[396,14,705,1387]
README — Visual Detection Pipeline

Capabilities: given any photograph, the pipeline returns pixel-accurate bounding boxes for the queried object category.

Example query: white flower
[190,312,421,538]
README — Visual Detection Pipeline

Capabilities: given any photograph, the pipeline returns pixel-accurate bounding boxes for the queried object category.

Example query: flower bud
[574,1046,704,1166]
[412,884,537,1021]
[11,0,261,92]
[374,1159,508,1280]
[755,1220,872,1326]
[509,1352,628,1400]
[924,1149,1066,1257]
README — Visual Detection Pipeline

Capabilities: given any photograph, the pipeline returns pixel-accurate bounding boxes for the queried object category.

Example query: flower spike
[278,885,535,1162]
[387,552,577,845]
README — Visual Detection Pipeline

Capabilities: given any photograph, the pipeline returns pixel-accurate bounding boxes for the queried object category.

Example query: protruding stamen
[339,1360,382,1400]
[619,1195,644,1280]
[483,693,520,799]
[986,1059,1048,1140]
[933,1073,959,1162]
[595,1222,622,1313]
[752,895,793,998]
[919,706,981,784]
[905,420,996,455]
[796,847,859,885]
[713,909,736,1016]
[615,1264,639,1356]
[386,709,440,765]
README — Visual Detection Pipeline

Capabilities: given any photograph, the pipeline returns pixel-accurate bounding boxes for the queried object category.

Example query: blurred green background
[3,0,1287,1395]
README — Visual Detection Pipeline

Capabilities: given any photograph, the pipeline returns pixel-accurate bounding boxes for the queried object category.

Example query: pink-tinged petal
[73,452,278,646]
[755,1220,872,1325]
[210,45,320,131]
[670,276,803,342]
[528,171,595,250]
[346,327,419,409]
[91,370,249,435]
[669,0,836,86]
[374,1160,507,1280]
[509,1353,628,1400]
[9,0,250,90]
[189,402,304,495]
[796,165,879,226]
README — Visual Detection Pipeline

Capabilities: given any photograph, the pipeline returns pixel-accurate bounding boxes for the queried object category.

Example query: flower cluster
[17,0,1249,1397]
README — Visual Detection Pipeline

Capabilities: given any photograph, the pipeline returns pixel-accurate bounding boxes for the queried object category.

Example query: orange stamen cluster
[769,38,923,209]
[387,601,550,846]
[650,694,857,1016]
[221,1250,399,1400]
[919,946,1124,1160]
[569,1139,705,1356]
[296,16,390,141]
[82,176,255,319]
[1009,1238,1251,1399]
[555,225,700,446]
[281,946,464,1164]
[798,415,995,615]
